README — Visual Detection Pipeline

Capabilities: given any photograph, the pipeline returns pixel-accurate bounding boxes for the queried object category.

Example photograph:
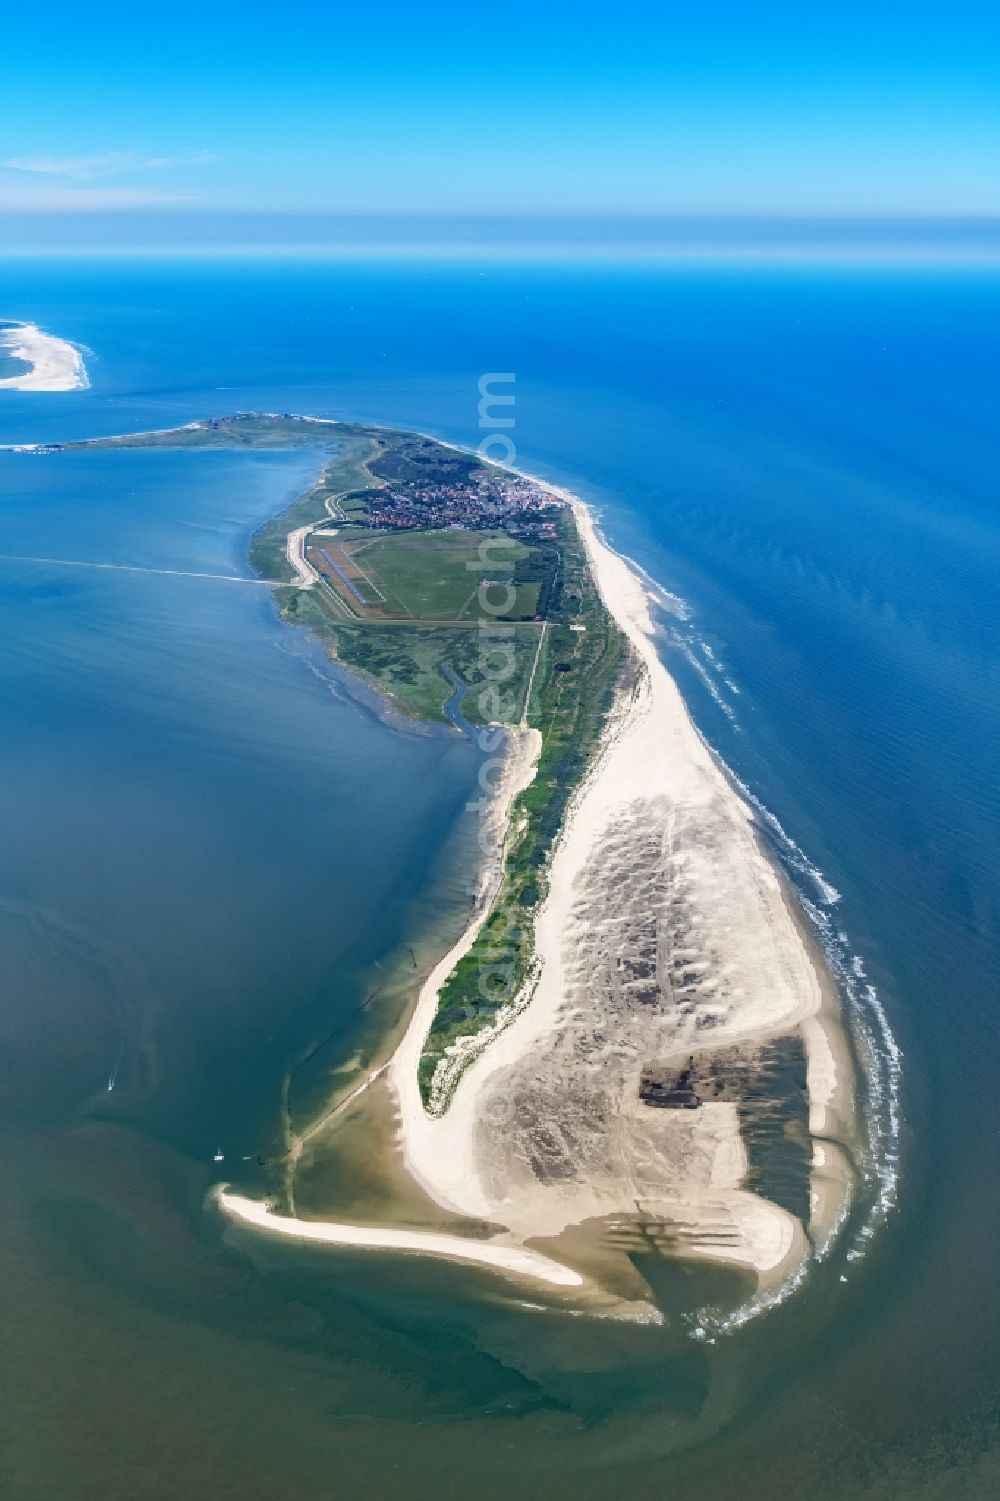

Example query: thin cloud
[2,150,217,180]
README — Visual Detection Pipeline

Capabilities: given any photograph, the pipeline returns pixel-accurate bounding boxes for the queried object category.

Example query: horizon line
[2,209,999,223]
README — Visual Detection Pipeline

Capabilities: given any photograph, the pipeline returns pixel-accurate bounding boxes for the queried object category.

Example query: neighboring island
[40,413,859,1313]
[0,320,89,391]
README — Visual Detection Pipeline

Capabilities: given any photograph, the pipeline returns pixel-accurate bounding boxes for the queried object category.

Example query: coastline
[17,412,861,1305]
[377,490,856,1292]
[389,722,544,1121]
[0,321,89,392]
[573,496,857,1253]
[223,439,858,1304]
[216,1189,585,1289]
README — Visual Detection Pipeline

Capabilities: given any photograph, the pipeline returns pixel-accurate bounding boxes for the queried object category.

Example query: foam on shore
[382,490,856,1293]
[98,415,864,1307]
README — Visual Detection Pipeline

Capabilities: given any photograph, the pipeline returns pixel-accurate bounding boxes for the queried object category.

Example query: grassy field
[285,588,546,724]
[417,506,627,1104]
[357,530,538,620]
[61,414,628,1107]
[307,528,543,624]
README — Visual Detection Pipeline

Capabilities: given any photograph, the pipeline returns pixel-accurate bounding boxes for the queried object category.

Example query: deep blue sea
[0,256,997,1500]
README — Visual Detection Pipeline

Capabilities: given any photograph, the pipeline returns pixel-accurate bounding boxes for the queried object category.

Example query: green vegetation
[417,508,627,1102]
[368,431,482,488]
[354,530,538,621]
[304,525,550,628]
[61,412,362,451]
[57,412,628,1105]
[250,434,383,582]
[286,589,545,724]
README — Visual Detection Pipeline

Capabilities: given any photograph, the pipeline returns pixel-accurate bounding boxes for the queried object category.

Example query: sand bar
[217,1190,584,1288]
[0,321,89,392]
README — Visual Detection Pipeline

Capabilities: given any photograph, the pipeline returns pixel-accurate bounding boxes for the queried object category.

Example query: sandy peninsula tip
[0,321,89,392]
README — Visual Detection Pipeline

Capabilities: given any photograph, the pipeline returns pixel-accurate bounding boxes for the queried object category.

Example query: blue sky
[2,0,998,217]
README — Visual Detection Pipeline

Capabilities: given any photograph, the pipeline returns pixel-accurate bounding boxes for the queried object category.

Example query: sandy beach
[382,489,856,1294]
[23,407,855,1301]
[0,321,89,392]
[160,423,859,1305]
[223,473,857,1304]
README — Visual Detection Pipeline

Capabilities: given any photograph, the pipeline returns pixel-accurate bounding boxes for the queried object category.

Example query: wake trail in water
[0,554,291,585]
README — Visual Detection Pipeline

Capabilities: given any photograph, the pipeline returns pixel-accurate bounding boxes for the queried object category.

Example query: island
[0,320,89,391]
[40,412,859,1316]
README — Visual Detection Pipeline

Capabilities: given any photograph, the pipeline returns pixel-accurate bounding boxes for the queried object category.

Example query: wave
[640,582,901,1337]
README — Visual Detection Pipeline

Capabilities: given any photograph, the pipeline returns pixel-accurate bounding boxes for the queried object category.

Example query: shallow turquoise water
[0,257,996,1499]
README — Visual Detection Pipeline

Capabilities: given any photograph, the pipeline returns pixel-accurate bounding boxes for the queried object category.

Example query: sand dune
[387,493,854,1292]
[224,473,854,1303]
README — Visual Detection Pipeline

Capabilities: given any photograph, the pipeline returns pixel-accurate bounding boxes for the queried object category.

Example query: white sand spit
[217,1190,584,1288]
[0,322,88,392]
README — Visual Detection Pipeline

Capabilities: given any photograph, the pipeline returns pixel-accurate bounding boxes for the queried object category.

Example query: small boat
[212,1148,225,1163]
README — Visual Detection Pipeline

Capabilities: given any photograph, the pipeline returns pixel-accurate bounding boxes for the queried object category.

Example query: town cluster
[366,471,562,540]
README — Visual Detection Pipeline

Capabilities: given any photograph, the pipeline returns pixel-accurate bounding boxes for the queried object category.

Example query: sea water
[0,254,996,1499]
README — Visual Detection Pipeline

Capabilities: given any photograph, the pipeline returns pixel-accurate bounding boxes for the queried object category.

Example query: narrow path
[521,621,547,725]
